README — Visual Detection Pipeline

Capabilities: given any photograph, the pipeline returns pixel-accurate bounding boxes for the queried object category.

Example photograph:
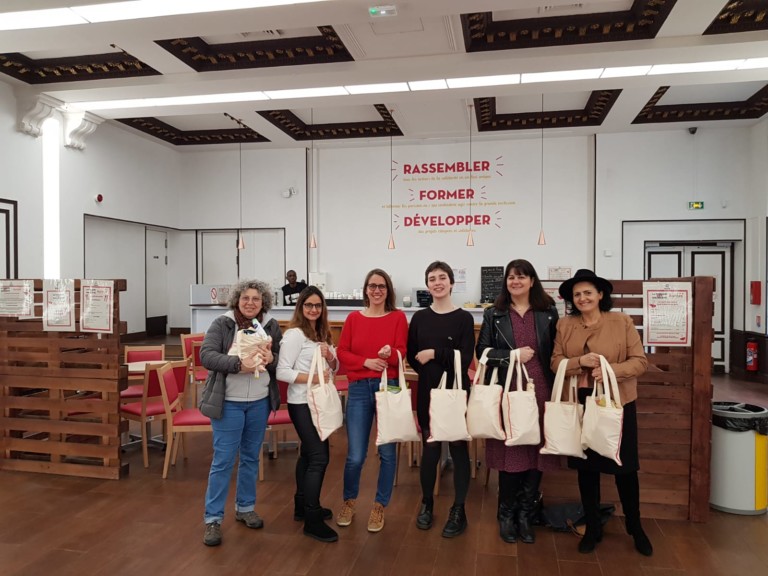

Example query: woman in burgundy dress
[476,259,559,544]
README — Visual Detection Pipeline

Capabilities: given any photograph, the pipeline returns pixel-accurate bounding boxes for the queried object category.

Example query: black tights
[287,403,329,508]
[419,432,470,505]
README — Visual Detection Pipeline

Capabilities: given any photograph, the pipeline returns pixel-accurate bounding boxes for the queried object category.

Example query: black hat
[558,269,613,301]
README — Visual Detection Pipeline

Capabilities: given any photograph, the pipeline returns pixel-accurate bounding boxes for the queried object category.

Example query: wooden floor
[1,374,767,575]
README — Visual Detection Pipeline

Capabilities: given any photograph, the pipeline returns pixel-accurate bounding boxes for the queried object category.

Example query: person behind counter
[276,286,339,543]
[551,269,652,557]
[407,261,475,538]
[281,270,308,306]
[476,259,558,544]
[336,268,408,533]
[198,280,282,547]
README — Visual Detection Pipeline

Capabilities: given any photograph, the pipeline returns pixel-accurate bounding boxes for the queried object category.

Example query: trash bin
[710,401,768,515]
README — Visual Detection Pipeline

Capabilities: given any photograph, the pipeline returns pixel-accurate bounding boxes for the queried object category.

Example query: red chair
[180,333,205,406]
[333,363,349,413]
[122,345,166,404]
[265,380,294,468]
[120,362,169,468]
[157,362,212,479]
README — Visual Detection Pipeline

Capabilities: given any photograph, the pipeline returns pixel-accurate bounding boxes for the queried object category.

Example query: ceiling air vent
[539,3,584,14]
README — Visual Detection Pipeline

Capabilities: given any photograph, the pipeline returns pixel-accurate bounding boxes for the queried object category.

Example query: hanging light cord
[390,134,393,237]
[540,95,544,233]
[239,142,243,231]
[468,104,473,219]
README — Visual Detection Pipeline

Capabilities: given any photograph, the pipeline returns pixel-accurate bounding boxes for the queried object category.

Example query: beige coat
[550,312,647,405]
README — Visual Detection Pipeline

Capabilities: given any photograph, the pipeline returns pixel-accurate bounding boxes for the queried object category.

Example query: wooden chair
[157,362,212,479]
[265,380,294,464]
[188,340,208,408]
[123,344,166,387]
[180,333,205,406]
[333,364,349,413]
[119,362,169,468]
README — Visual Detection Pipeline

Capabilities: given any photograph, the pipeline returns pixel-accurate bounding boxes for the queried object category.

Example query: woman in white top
[276,286,339,543]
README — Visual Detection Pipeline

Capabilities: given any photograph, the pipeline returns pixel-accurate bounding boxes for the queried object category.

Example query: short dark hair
[424,261,454,286]
[288,286,332,344]
[362,268,397,311]
[494,259,555,311]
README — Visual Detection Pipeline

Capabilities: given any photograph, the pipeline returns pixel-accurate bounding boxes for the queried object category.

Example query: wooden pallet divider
[1,279,127,480]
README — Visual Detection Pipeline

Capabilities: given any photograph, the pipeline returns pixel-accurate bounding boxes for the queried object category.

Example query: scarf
[234,308,259,330]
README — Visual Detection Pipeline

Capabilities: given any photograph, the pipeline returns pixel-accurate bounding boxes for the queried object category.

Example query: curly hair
[228,279,273,319]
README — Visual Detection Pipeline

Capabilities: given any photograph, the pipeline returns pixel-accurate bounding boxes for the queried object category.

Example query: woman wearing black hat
[551,269,653,557]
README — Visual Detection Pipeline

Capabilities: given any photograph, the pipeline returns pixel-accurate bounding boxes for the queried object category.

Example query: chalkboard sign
[480,266,504,303]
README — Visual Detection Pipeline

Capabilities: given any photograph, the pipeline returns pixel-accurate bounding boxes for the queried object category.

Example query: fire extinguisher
[746,339,758,372]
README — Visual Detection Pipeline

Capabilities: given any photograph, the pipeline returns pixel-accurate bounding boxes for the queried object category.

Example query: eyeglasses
[366,283,387,292]
[302,302,323,310]
[240,295,262,302]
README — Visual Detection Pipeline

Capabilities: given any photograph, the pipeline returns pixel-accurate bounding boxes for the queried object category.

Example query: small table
[126,360,166,379]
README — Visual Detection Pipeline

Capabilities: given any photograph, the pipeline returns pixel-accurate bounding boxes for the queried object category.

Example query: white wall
[179,146,307,286]
[0,83,45,278]
[747,119,768,333]
[315,137,592,303]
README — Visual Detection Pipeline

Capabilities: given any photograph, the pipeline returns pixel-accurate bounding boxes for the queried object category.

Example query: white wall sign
[0,280,33,316]
[80,279,114,333]
[43,279,75,331]
[643,281,693,346]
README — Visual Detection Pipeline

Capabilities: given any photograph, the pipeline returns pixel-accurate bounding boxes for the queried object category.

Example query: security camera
[688,127,697,135]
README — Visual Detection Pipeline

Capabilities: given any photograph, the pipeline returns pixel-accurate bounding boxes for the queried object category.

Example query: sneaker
[336,499,356,527]
[203,522,222,546]
[367,502,385,533]
[235,510,264,529]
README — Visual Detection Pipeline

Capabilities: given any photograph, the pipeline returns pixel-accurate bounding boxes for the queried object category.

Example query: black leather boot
[577,470,603,554]
[416,498,434,530]
[303,506,338,543]
[498,502,517,543]
[616,473,653,556]
[441,504,467,538]
[294,495,332,521]
[517,470,541,544]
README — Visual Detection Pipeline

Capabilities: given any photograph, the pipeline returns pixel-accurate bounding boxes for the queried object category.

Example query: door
[645,243,732,373]
[146,229,168,337]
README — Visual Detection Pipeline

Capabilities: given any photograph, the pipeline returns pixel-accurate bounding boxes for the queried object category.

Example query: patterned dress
[485,309,560,472]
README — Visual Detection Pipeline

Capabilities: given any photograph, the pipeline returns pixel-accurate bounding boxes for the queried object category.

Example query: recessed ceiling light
[345,82,410,95]
[0,8,86,31]
[446,74,520,88]
[600,65,652,78]
[521,68,603,83]
[408,79,448,91]
[70,91,269,111]
[369,5,398,17]
[738,58,768,70]
[648,60,744,75]
[263,86,349,99]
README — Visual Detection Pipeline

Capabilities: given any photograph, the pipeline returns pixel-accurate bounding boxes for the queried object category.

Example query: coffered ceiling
[1,0,768,147]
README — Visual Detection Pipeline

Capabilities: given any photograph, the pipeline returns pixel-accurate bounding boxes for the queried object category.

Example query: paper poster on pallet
[0,279,33,316]
[43,278,75,331]
[80,279,114,333]
[642,281,693,347]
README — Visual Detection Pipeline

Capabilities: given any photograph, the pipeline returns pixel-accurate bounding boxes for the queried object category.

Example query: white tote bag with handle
[540,358,586,458]
[428,350,471,443]
[580,355,624,465]
[502,349,541,446]
[375,350,420,445]
[466,348,506,440]
[306,346,344,441]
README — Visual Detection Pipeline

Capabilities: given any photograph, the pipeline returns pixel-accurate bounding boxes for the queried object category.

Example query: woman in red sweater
[335,268,408,533]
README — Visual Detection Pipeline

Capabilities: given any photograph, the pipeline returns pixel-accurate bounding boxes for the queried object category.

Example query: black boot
[441,504,467,538]
[294,495,332,521]
[498,502,517,543]
[303,506,338,543]
[416,498,434,530]
[616,473,653,556]
[517,469,541,544]
[577,470,603,554]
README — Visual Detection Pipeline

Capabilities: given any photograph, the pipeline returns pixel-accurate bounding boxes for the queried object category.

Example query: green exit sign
[688,201,704,210]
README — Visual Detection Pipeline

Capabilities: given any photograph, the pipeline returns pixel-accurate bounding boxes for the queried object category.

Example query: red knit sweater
[337,310,408,382]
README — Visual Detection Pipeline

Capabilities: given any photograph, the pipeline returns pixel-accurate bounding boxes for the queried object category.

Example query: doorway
[645,243,732,372]
[145,229,169,337]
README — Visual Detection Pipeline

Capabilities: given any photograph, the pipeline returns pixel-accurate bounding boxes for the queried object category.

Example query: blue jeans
[204,398,269,524]
[343,378,397,506]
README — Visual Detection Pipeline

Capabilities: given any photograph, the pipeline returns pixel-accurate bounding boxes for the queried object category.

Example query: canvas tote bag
[375,350,420,445]
[428,350,471,443]
[540,358,586,458]
[501,349,541,446]
[466,348,506,440]
[306,346,344,441]
[580,355,624,465]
